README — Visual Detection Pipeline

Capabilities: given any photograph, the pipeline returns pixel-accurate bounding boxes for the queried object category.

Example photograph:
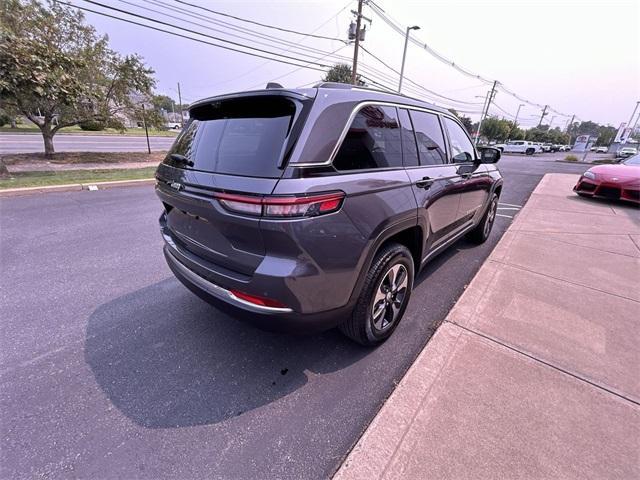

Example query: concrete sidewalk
[335,174,640,480]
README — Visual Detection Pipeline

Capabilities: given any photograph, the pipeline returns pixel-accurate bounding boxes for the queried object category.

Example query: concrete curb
[0,178,155,197]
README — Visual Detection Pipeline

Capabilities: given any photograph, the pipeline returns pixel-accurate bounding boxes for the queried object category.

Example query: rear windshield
[165,96,298,178]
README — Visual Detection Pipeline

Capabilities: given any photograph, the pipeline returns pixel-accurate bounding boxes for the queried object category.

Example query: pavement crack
[445,320,640,407]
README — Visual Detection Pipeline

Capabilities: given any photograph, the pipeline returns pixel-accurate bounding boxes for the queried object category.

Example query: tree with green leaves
[480,117,511,142]
[0,0,157,155]
[448,109,473,134]
[323,64,365,86]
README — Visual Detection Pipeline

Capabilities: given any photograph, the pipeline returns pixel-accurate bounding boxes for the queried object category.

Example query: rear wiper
[169,153,194,167]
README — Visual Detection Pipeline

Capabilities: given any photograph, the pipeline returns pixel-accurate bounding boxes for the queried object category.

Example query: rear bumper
[162,235,352,334]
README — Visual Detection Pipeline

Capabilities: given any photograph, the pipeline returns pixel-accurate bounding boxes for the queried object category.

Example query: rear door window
[333,105,403,171]
[165,96,298,178]
[409,110,447,165]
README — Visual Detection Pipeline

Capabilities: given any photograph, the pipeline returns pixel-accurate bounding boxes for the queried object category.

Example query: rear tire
[525,148,535,155]
[339,243,414,346]
[467,193,498,244]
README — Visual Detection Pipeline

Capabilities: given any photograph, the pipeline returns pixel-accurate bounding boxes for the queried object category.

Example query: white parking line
[497,206,521,210]
[496,213,514,219]
[498,202,522,208]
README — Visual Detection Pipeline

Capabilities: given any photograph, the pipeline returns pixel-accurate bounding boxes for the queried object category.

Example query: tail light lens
[229,289,288,309]
[214,191,345,218]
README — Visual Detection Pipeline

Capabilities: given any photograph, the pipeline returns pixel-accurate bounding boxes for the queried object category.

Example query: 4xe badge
[169,181,184,191]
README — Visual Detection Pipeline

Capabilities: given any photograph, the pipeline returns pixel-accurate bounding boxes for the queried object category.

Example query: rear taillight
[229,289,288,309]
[214,191,345,218]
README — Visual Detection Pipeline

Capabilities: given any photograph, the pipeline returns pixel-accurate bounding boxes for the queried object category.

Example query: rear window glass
[165,96,297,178]
[333,105,403,171]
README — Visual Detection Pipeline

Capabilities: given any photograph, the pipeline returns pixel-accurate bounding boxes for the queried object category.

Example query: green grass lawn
[0,124,179,137]
[0,167,157,189]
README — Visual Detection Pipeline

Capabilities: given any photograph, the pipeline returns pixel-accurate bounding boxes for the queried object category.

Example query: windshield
[623,154,640,165]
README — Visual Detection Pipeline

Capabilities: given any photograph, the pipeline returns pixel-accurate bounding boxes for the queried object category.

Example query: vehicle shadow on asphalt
[84,278,369,429]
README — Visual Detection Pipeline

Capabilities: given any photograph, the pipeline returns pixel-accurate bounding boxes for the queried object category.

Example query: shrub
[79,120,105,131]
[0,113,11,127]
[564,154,578,162]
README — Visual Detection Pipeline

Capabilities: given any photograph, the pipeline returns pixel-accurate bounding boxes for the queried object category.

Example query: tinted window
[410,110,446,165]
[444,117,475,162]
[398,109,419,167]
[165,96,296,178]
[333,105,402,170]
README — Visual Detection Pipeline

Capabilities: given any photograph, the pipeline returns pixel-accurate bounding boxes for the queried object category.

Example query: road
[0,133,175,153]
[0,156,589,479]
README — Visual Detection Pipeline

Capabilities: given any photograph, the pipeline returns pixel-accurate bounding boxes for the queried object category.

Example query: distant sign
[573,135,591,152]
[613,123,627,143]
[620,127,633,144]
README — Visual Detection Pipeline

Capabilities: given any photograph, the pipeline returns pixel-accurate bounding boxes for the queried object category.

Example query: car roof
[188,82,451,116]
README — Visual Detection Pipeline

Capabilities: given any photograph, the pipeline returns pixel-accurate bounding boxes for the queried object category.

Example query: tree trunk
[41,125,55,156]
[0,158,9,178]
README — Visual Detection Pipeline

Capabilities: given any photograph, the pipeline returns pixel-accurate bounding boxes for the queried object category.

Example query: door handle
[415,176,434,189]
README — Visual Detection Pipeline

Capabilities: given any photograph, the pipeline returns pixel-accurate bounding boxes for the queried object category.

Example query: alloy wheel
[371,263,409,332]
[484,198,497,237]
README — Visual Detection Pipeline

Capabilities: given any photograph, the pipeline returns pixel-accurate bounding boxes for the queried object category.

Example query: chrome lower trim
[165,247,293,314]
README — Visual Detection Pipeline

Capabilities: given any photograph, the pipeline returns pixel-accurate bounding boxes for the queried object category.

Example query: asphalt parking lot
[0,154,590,479]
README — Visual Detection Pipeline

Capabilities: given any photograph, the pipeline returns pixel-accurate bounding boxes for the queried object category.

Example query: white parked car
[595,146,608,153]
[500,140,538,155]
[616,147,638,158]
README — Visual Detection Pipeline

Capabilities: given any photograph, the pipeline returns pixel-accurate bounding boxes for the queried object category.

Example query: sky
[77,0,640,129]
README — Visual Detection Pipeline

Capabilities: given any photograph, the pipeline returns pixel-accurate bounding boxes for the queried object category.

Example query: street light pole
[398,25,420,93]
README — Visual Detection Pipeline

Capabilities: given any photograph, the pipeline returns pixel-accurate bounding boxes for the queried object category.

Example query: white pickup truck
[495,140,538,155]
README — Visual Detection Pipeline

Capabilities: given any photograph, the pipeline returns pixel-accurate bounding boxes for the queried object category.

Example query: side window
[443,117,475,163]
[333,105,403,171]
[409,110,447,165]
[397,108,419,167]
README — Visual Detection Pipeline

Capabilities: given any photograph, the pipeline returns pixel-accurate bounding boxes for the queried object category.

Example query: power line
[359,45,484,107]
[175,0,348,43]
[137,0,354,61]
[62,1,330,71]
[138,0,353,88]
[73,0,338,69]
[369,1,574,118]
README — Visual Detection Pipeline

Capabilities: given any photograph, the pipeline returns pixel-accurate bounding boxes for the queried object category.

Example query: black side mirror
[477,146,501,163]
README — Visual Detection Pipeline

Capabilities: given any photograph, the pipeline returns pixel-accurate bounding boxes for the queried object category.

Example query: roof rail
[312,82,354,90]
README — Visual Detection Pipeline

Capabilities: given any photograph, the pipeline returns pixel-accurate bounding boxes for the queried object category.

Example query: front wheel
[339,243,414,346]
[467,193,498,244]
[525,148,535,155]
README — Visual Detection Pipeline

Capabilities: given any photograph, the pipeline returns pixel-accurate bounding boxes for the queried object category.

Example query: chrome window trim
[291,100,464,168]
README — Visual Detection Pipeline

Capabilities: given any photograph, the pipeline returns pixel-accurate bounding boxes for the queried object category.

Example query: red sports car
[574,154,640,205]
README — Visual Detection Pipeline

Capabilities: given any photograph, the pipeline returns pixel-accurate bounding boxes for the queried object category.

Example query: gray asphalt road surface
[0,133,176,153]
[0,155,590,479]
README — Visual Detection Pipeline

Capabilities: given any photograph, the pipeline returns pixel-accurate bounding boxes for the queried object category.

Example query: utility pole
[351,0,363,85]
[537,105,548,127]
[141,103,151,155]
[475,80,497,145]
[398,25,420,93]
[565,114,575,133]
[177,82,184,128]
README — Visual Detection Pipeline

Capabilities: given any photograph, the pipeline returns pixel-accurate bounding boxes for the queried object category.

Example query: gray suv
[156,83,503,345]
